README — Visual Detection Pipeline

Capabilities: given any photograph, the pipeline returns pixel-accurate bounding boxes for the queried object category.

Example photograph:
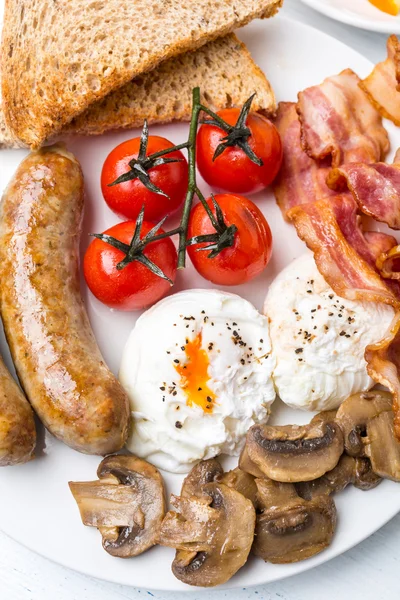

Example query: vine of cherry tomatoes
[84,102,282,310]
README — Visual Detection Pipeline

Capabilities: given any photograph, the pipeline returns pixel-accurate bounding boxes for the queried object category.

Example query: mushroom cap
[239,420,344,482]
[335,390,400,482]
[220,467,258,507]
[353,457,383,490]
[159,482,256,587]
[253,478,337,564]
[364,410,400,482]
[296,455,381,499]
[310,410,338,425]
[181,459,223,498]
[181,460,258,506]
[335,390,392,457]
[69,455,166,558]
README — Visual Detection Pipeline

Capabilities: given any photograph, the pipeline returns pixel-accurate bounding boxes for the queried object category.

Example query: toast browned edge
[1,0,282,148]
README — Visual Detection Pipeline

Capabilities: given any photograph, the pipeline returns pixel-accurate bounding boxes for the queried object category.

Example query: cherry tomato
[101,136,188,222]
[84,221,177,311]
[196,109,283,194]
[187,193,272,286]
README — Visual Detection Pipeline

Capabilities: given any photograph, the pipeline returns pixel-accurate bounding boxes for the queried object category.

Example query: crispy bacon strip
[273,102,334,216]
[275,72,400,437]
[366,315,400,439]
[287,195,399,306]
[287,194,400,438]
[360,35,400,127]
[327,151,400,230]
[297,69,389,167]
[377,244,400,279]
[365,231,399,262]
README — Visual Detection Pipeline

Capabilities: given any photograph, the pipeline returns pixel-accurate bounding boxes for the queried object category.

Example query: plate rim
[0,12,399,592]
[2,482,399,592]
[300,0,400,34]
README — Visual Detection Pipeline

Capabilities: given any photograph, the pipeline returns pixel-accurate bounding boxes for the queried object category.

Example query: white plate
[301,0,400,34]
[0,14,399,593]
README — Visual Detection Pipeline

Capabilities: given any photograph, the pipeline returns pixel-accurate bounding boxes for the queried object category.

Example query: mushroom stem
[69,455,166,557]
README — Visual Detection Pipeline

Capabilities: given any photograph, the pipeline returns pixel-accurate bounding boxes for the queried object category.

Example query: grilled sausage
[0,356,36,466]
[0,144,130,455]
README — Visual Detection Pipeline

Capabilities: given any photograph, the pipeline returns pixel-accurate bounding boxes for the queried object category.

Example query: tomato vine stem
[177,87,202,269]
[92,88,261,279]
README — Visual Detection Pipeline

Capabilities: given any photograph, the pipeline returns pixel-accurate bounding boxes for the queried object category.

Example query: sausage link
[0,356,36,466]
[0,144,130,455]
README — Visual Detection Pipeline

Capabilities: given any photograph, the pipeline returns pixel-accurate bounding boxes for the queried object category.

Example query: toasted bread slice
[67,35,276,135]
[0,35,275,148]
[0,105,18,147]
[1,0,282,147]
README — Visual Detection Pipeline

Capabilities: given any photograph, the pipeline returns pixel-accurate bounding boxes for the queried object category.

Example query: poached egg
[264,253,395,411]
[120,289,275,473]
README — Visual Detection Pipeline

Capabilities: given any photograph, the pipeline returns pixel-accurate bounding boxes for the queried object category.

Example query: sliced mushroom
[253,477,336,564]
[353,456,383,490]
[296,455,381,499]
[69,455,166,557]
[310,410,338,425]
[335,390,392,456]
[336,390,400,481]
[181,459,224,498]
[220,467,258,506]
[364,410,400,481]
[181,459,257,506]
[159,482,256,587]
[239,420,343,482]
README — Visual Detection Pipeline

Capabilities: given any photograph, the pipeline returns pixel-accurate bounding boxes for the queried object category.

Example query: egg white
[264,253,395,411]
[120,289,276,473]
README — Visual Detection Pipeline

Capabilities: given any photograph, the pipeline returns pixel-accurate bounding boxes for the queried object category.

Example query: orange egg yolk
[174,332,216,413]
[368,0,400,15]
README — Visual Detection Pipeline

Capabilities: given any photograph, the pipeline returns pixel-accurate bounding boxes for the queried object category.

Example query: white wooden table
[1,1,399,598]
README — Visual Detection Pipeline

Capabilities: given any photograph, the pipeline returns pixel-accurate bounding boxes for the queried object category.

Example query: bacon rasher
[287,195,399,306]
[273,102,335,216]
[273,67,400,438]
[297,69,389,167]
[328,150,400,230]
[377,244,400,280]
[366,315,400,439]
[360,35,400,127]
[288,195,400,439]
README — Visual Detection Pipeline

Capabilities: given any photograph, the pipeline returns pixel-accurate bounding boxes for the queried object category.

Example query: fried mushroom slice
[310,410,338,425]
[239,420,344,482]
[296,455,381,499]
[159,482,256,587]
[181,460,258,506]
[336,390,400,481]
[69,455,165,557]
[181,459,224,498]
[253,478,336,564]
[353,456,383,490]
[335,390,392,456]
[365,410,400,481]
[220,467,258,506]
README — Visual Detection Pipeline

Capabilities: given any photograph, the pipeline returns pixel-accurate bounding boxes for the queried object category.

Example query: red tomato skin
[84,221,177,311]
[187,193,272,286]
[101,136,188,222]
[196,110,283,194]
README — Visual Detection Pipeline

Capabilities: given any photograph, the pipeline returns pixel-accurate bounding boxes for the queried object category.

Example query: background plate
[301,0,400,34]
[0,13,399,592]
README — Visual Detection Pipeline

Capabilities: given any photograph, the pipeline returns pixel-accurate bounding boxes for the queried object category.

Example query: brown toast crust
[0,34,276,147]
[1,0,282,148]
